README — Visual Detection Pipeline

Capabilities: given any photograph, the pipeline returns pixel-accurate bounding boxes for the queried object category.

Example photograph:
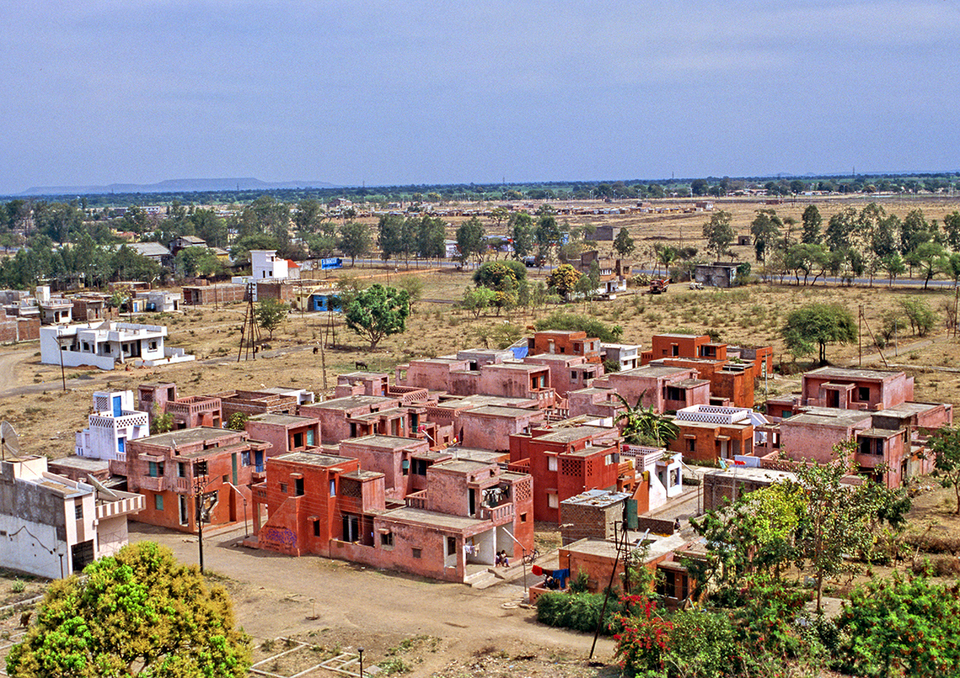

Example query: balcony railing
[405,490,428,509]
[478,502,514,522]
[138,475,166,493]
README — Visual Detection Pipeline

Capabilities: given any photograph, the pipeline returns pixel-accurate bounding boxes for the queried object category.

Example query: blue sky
[2,1,959,194]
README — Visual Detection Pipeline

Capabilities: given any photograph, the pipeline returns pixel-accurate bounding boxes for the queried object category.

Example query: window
[148,461,163,477]
[412,548,422,559]
[177,462,186,478]
[295,478,305,496]
[547,493,558,509]
[520,512,528,523]
[571,371,578,381]
[293,432,304,448]
[313,520,321,537]
[447,537,457,556]
[306,429,315,446]
[280,482,288,494]
[686,439,695,453]
[666,386,683,401]
[154,494,164,511]
[414,459,428,476]
[381,532,394,547]
[402,459,409,476]
[858,386,870,402]
[547,456,557,472]
[74,501,83,520]
[241,451,250,467]
[329,479,336,497]
[605,454,613,465]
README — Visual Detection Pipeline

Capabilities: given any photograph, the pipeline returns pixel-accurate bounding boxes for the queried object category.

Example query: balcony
[478,502,514,522]
[138,475,166,493]
[173,477,192,493]
[405,490,427,509]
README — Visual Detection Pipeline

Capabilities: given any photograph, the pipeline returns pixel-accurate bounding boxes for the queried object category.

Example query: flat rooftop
[787,407,872,427]
[434,395,534,410]
[248,413,318,427]
[380,507,486,531]
[48,456,110,472]
[562,489,630,508]
[703,466,798,484]
[806,366,903,381]
[309,395,396,410]
[460,405,541,418]
[534,426,612,443]
[138,427,238,448]
[276,452,353,467]
[616,365,692,378]
[430,459,493,474]
[341,435,425,450]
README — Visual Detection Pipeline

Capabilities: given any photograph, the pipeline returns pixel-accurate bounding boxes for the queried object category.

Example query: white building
[251,249,289,281]
[76,391,150,461]
[135,290,181,313]
[622,445,685,508]
[601,343,641,372]
[0,457,143,578]
[40,321,195,370]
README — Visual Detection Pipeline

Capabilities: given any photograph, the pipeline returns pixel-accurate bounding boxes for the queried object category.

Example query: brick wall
[560,500,623,545]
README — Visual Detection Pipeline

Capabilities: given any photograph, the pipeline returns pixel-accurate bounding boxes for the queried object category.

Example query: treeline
[6,172,959,209]
[694,203,960,288]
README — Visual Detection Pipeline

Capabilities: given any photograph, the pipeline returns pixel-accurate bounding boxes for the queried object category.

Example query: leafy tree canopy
[782,302,857,364]
[6,541,251,678]
[344,284,410,350]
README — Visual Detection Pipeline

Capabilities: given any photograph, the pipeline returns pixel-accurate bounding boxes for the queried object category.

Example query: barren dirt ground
[132,522,618,677]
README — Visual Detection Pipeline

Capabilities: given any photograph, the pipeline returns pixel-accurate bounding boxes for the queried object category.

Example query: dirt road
[132,523,617,675]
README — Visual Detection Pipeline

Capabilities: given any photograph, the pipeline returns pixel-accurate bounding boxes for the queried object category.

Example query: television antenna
[0,421,20,461]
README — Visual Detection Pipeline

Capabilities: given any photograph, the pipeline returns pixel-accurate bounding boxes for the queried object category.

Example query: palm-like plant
[613,392,679,447]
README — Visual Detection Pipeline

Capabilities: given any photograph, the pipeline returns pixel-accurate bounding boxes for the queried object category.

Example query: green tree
[415,215,445,261]
[749,209,782,263]
[150,404,173,435]
[456,217,486,266]
[254,298,288,339]
[227,412,249,431]
[460,286,496,318]
[782,302,857,364]
[702,210,734,260]
[929,426,960,514]
[613,393,679,447]
[546,263,582,300]
[825,207,857,251]
[881,252,906,285]
[509,211,536,261]
[613,227,635,258]
[394,276,424,313]
[377,214,404,262]
[906,241,945,289]
[344,284,410,350]
[175,247,223,278]
[6,541,251,677]
[338,221,370,265]
[794,443,906,613]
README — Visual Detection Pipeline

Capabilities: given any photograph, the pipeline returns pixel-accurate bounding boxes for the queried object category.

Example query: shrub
[536,591,623,634]
[832,573,960,677]
[534,312,623,343]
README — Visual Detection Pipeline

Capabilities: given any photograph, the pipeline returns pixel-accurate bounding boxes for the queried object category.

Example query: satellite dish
[0,421,20,460]
[85,473,119,501]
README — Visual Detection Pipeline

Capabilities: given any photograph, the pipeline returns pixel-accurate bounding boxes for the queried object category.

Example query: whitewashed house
[40,321,195,370]
[76,391,150,461]
[0,457,143,578]
[251,249,289,280]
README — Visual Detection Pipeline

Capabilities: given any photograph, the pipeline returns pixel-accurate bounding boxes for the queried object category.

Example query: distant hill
[20,177,340,196]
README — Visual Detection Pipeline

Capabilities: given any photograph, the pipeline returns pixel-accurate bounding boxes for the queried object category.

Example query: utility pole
[194,460,210,573]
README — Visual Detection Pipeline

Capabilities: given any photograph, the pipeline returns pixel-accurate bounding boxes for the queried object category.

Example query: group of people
[495,550,510,567]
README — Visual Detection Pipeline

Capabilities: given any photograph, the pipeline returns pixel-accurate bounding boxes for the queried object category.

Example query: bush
[536,591,623,634]
[832,573,960,677]
[535,312,623,343]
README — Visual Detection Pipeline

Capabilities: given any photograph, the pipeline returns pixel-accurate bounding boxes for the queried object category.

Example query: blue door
[112,396,122,417]
[117,437,125,455]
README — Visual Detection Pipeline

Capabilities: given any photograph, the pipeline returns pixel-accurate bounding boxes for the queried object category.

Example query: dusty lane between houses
[130,523,617,677]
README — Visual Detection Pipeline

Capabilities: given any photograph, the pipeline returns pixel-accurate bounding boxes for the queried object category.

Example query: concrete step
[467,570,500,589]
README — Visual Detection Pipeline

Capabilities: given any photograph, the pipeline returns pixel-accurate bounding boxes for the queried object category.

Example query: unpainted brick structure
[527,330,602,363]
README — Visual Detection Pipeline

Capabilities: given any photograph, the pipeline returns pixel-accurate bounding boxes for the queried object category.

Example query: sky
[2,1,960,195]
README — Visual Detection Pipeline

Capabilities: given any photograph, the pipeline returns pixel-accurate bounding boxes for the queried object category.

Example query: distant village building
[40,321,194,370]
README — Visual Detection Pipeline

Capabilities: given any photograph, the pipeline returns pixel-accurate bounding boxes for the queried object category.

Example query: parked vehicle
[649,278,669,294]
